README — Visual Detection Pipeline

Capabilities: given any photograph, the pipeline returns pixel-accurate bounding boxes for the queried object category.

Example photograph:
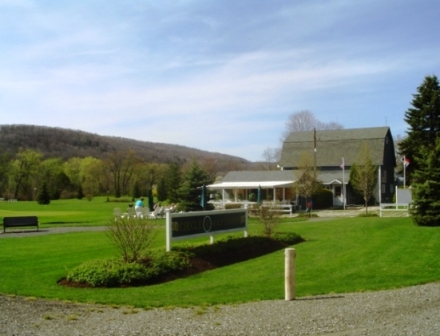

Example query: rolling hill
[0,125,254,171]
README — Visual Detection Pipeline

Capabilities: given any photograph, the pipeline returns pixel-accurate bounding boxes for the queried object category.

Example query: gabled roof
[279,127,393,168]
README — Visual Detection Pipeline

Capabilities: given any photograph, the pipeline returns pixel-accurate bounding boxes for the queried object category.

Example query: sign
[166,209,248,251]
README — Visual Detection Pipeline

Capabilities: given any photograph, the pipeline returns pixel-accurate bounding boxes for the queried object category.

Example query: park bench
[2,216,39,233]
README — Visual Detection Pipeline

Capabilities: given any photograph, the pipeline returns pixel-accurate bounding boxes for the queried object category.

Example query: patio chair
[139,207,149,219]
[122,207,137,218]
[113,207,122,220]
[149,206,163,219]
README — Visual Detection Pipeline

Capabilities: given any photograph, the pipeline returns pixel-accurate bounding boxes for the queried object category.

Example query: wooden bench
[2,216,39,233]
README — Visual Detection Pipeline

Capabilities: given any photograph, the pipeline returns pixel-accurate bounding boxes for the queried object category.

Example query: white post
[165,210,171,252]
[285,248,296,300]
[378,166,382,204]
[341,157,346,210]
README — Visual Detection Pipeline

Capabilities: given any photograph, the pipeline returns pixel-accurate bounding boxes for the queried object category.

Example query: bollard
[285,248,296,300]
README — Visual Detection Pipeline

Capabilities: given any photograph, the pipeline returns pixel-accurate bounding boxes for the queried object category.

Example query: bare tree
[261,147,281,170]
[280,110,343,142]
[105,150,142,197]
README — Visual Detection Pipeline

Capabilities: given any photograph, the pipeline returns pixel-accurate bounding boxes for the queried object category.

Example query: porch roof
[208,181,294,190]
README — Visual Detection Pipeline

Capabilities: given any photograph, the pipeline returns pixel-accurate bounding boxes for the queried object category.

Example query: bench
[2,216,39,233]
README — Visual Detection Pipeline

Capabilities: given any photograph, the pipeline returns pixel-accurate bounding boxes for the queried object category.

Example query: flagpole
[342,157,345,210]
[403,155,406,189]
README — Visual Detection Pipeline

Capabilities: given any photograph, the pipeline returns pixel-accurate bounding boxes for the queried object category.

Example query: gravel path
[1,282,439,335]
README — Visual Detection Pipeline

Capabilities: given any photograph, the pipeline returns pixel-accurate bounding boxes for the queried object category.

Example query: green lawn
[1,200,440,308]
[0,197,139,226]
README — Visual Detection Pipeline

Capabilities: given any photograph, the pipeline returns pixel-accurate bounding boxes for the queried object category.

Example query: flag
[340,158,344,169]
[402,156,410,168]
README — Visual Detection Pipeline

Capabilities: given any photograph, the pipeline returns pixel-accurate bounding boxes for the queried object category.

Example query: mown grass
[0,197,138,226]
[1,201,440,308]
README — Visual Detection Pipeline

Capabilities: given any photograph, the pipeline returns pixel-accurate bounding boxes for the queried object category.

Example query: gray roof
[279,127,392,168]
[217,170,348,186]
[221,170,294,182]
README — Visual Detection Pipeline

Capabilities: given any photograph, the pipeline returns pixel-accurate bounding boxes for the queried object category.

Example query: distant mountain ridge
[0,125,251,169]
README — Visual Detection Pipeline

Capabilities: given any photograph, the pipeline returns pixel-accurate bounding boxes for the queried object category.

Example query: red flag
[403,157,410,168]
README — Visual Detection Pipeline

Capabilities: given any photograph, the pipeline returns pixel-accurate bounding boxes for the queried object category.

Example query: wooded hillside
[0,125,253,171]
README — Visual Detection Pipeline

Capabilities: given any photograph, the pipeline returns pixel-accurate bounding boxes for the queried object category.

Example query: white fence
[379,203,411,217]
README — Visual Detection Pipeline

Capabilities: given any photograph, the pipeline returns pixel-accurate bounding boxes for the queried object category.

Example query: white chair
[113,207,122,220]
[139,207,150,219]
[149,206,163,219]
[122,207,136,218]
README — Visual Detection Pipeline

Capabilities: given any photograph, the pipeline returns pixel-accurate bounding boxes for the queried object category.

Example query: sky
[1,0,440,162]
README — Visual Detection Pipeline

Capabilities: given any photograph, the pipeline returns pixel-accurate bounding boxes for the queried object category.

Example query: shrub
[106,216,158,263]
[312,188,333,209]
[67,251,192,287]
[271,232,304,245]
[257,203,281,238]
[66,259,157,287]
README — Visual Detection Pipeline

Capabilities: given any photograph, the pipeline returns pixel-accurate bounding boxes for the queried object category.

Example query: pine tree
[132,180,141,199]
[156,177,167,202]
[36,182,51,205]
[399,75,440,184]
[179,159,213,211]
[410,139,440,226]
[166,162,182,204]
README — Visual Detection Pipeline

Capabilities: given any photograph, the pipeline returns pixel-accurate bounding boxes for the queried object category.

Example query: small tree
[349,142,378,214]
[410,138,440,226]
[166,162,182,204]
[293,151,321,216]
[257,202,281,238]
[106,216,158,263]
[179,159,213,211]
[36,182,51,205]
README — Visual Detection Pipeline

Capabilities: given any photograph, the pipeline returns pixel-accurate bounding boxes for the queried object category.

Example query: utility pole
[313,128,317,178]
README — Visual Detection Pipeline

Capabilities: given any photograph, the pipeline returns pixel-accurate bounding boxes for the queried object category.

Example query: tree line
[0,148,215,212]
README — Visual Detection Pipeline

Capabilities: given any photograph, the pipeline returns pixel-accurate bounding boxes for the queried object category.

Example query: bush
[67,251,191,287]
[66,259,157,287]
[271,232,304,245]
[312,188,333,209]
[106,216,158,263]
[257,203,281,238]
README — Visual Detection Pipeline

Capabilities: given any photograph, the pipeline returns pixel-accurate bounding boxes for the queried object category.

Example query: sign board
[166,209,248,251]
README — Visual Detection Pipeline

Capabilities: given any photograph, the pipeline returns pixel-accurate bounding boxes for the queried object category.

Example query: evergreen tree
[156,177,167,202]
[132,180,141,199]
[410,139,440,226]
[166,162,182,204]
[399,75,440,184]
[36,182,51,205]
[179,159,213,211]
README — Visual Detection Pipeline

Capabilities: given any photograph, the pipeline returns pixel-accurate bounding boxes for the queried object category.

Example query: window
[335,186,341,197]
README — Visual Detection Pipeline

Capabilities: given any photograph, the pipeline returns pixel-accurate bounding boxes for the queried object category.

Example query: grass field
[1,198,440,308]
[0,197,133,226]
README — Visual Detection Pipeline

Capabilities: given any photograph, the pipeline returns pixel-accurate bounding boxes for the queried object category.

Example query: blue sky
[1,0,439,162]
